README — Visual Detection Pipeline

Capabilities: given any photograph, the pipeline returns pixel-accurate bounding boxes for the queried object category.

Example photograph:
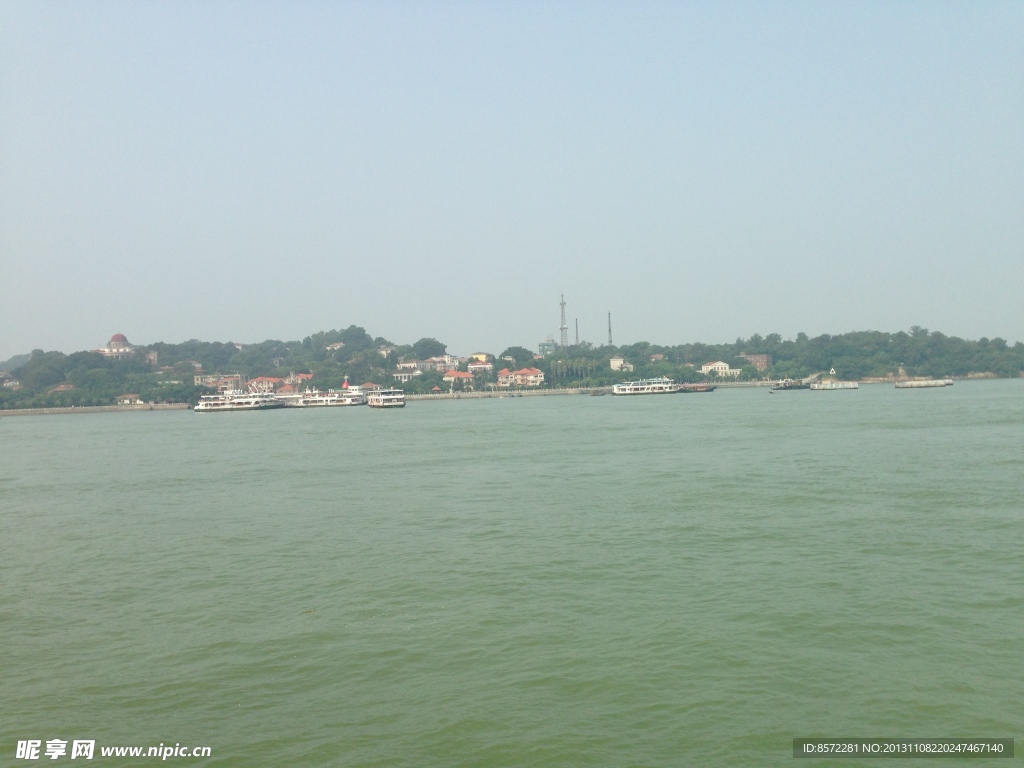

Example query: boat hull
[611,388,680,395]
[194,396,285,412]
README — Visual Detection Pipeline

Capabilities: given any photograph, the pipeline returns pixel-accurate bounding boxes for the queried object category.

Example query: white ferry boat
[612,377,681,396]
[297,387,366,406]
[809,381,859,391]
[194,390,285,412]
[366,388,406,408]
[895,379,952,389]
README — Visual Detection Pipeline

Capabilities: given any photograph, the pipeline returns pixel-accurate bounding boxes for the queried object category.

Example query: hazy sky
[2,1,1021,360]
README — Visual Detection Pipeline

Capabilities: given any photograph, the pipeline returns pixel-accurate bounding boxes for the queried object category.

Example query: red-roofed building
[496,367,545,387]
[514,367,545,387]
[443,370,476,389]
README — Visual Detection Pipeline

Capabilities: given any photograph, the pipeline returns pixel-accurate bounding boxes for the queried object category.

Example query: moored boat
[612,377,681,395]
[809,380,859,390]
[678,383,716,393]
[769,379,810,392]
[194,390,285,412]
[297,387,366,406]
[366,388,406,408]
[895,379,952,389]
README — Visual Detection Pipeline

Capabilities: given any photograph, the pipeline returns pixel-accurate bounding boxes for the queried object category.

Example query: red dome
[110,333,128,343]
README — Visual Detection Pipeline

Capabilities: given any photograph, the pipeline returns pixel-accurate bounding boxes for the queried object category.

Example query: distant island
[1,326,1022,410]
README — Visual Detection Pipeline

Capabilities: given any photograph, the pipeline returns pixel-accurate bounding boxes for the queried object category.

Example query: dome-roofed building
[94,333,135,359]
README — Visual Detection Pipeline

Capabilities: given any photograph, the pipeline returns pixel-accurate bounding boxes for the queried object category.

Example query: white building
[392,370,422,383]
[700,361,741,377]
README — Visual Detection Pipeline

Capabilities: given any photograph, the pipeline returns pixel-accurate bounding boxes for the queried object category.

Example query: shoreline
[0,376,1012,415]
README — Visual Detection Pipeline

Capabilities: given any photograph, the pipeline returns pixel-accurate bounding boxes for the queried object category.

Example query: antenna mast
[559,294,568,349]
[575,319,579,346]
[608,312,613,346]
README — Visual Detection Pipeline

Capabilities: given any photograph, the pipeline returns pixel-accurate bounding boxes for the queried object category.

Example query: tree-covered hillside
[532,327,1024,388]
[0,326,464,408]
[0,353,30,372]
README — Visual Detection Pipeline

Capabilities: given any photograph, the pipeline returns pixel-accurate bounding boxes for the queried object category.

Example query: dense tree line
[0,349,199,409]
[1,326,1021,409]
[532,327,1024,388]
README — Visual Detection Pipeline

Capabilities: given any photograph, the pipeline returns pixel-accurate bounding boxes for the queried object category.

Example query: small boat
[895,379,952,389]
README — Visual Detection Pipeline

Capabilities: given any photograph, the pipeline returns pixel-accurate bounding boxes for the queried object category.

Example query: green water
[2,382,1022,766]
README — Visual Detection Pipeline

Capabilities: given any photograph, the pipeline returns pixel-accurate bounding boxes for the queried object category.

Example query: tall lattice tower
[559,294,568,349]
[608,312,613,346]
